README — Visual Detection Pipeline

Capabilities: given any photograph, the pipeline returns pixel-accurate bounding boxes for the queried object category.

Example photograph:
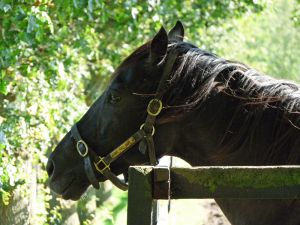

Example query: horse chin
[50,177,89,201]
[62,189,84,201]
[61,183,89,201]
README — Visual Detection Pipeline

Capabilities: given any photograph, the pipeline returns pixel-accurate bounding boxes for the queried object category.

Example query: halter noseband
[71,53,178,191]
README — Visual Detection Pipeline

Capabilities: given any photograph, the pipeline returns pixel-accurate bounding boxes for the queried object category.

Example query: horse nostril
[46,159,55,178]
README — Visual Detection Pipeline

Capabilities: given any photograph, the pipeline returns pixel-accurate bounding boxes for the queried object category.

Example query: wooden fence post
[127,166,154,225]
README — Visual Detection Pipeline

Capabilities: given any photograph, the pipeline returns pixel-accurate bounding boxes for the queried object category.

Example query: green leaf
[0,78,7,95]
[41,11,54,34]
[73,0,78,8]
[0,3,11,13]
[0,189,11,205]
[0,131,7,149]
[88,0,93,13]
[27,15,37,33]
[0,143,5,151]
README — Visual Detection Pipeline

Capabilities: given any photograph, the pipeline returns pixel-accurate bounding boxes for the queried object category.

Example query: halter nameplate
[110,137,136,159]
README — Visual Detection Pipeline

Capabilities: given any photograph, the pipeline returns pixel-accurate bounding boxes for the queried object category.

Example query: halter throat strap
[140,53,178,164]
[71,52,178,191]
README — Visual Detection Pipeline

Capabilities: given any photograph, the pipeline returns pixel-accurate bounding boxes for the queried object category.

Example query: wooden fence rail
[127,166,300,225]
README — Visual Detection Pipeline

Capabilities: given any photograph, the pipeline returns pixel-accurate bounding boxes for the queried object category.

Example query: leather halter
[71,52,178,191]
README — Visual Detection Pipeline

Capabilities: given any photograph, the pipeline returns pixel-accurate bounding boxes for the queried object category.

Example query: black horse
[47,21,300,225]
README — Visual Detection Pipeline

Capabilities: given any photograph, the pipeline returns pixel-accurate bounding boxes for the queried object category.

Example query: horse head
[47,21,187,200]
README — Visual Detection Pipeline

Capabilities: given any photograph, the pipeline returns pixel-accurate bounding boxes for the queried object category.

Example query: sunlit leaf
[27,15,37,33]
[88,0,93,13]
[0,189,10,205]
[41,11,54,34]
[0,78,7,95]
[0,3,11,13]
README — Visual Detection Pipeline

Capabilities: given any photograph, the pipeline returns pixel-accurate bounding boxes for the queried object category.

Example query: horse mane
[117,41,300,164]
[162,42,300,164]
[164,43,300,113]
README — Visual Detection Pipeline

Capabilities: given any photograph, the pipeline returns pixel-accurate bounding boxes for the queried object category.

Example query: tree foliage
[292,0,300,26]
[213,0,300,81]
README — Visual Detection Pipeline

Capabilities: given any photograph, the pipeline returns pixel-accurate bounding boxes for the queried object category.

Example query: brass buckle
[94,157,110,174]
[140,123,155,136]
[147,99,162,116]
[76,140,88,157]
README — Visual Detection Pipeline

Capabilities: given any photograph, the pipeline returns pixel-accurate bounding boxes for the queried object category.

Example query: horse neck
[170,90,300,167]
[168,93,233,166]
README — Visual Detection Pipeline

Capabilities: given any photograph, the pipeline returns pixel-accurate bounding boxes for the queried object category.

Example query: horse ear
[168,20,184,42]
[150,26,168,64]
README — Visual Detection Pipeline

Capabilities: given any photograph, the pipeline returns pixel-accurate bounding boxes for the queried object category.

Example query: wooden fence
[127,166,300,225]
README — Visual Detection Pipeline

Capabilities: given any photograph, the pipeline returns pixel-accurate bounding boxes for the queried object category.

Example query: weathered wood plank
[128,166,300,224]
[169,166,300,199]
[127,166,154,225]
[153,166,170,199]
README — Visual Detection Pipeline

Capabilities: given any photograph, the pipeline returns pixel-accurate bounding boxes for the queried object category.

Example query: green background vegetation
[0,0,299,224]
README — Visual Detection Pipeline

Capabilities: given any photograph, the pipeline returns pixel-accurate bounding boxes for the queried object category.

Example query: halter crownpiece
[71,52,178,191]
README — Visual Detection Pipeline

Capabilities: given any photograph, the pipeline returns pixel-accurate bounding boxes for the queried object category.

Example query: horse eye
[109,93,121,104]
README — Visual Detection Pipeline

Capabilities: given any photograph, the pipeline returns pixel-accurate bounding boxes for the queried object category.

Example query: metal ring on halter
[147,99,163,116]
[140,123,155,136]
[76,140,89,157]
